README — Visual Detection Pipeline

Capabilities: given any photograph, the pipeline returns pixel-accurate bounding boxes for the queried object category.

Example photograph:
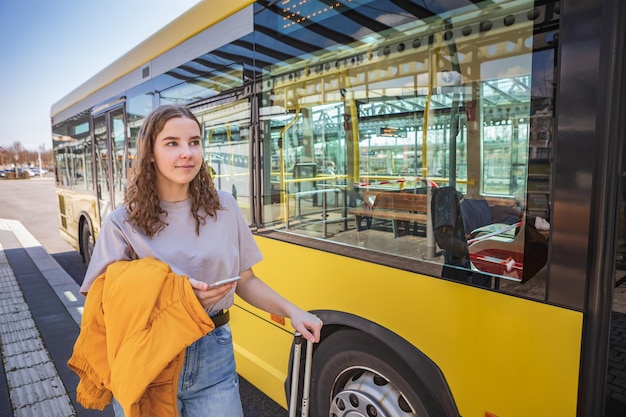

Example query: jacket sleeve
[67,274,113,410]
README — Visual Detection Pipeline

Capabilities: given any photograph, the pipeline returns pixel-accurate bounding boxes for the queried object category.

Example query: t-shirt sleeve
[79,210,134,294]
[237,216,263,272]
[220,191,263,272]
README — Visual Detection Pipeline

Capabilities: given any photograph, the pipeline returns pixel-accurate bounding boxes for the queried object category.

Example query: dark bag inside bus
[522,221,548,283]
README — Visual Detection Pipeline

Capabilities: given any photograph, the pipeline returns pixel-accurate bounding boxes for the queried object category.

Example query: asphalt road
[0,176,288,417]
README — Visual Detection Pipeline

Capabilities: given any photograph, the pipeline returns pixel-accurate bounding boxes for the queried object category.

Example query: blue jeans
[112,324,244,417]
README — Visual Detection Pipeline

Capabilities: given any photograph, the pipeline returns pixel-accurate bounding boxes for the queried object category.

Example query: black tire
[311,329,438,417]
[80,220,94,265]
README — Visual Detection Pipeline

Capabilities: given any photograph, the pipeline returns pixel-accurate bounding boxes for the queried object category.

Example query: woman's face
[151,116,203,197]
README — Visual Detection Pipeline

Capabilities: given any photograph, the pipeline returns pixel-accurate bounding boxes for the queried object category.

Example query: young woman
[80,104,323,416]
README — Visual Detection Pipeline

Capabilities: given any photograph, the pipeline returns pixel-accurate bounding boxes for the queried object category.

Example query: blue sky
[0,0,201,151]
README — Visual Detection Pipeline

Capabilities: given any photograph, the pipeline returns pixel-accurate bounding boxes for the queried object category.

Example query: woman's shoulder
[103,205,129,226]
[217,190,237,207]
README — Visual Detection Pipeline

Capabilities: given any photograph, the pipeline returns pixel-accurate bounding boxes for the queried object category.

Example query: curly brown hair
[124,104,222,237]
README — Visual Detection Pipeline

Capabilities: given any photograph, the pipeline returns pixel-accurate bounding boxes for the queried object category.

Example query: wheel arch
[287,309,460,417]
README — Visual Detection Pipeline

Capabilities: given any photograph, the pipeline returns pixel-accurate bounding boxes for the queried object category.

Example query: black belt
[210,309,230,328]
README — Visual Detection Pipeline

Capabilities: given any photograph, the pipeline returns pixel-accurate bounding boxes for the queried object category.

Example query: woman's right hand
[188,278,236,309]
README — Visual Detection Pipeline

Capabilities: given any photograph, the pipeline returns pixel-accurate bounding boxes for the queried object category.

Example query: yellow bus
[51,1,626,416]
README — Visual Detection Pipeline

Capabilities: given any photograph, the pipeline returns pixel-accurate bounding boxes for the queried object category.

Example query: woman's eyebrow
[158,134,201,141]
[158,135,180,141]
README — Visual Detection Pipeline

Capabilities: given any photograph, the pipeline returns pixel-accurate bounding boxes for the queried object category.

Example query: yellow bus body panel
[55,188,99,251]
[232,235,582,417]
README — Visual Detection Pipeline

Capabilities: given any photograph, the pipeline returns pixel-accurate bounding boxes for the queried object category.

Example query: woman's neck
[157,185,190,203]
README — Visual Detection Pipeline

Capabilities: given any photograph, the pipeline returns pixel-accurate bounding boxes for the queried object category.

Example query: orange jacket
[68,257,215,417]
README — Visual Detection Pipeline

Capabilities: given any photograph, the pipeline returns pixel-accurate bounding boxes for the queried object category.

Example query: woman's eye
[190,139,201,146]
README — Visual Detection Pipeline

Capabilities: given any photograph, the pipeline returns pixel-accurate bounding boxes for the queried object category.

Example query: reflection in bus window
[110,108,126,206]
[192,98,252,222]
[260,0,552,298]
[52,114,94,191]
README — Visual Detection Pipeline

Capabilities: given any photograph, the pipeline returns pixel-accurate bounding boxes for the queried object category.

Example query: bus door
[92,105,127,221]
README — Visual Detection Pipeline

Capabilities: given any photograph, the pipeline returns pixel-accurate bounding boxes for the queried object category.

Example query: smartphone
[208,276,241,289]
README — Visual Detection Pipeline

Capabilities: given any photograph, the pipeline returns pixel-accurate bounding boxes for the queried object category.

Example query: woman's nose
[180,144,193,157]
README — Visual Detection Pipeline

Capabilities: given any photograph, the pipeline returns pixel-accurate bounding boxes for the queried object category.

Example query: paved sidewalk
[0,218,113,417]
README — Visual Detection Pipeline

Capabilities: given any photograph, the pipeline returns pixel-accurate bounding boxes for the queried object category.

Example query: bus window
[127,88,156,182]
[191,97,253,222]
[52,112,94,190]
[258,0,548,295]
[110,108,127,205]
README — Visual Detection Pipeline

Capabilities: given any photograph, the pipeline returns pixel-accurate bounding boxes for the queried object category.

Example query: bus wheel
[311,330,436,417]
[80,220,94,265]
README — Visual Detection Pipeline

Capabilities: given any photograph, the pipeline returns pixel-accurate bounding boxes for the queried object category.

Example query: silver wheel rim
[329,369,417,417]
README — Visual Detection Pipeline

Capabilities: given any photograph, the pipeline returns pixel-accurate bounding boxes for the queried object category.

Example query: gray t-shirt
[80,190,263,313]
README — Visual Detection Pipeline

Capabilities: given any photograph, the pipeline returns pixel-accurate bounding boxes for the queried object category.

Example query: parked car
[30,168,48,176]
